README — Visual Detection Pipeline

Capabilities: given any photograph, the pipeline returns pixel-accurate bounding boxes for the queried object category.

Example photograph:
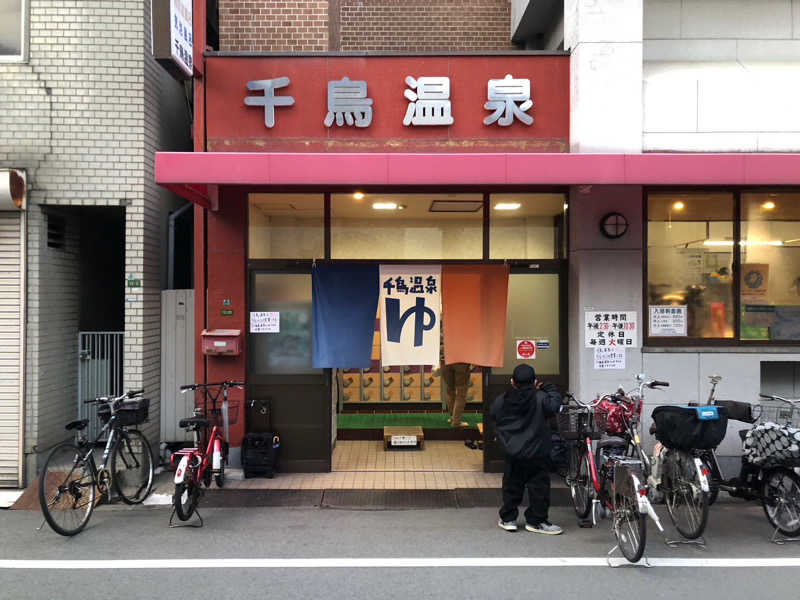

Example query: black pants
[499,456,551,525]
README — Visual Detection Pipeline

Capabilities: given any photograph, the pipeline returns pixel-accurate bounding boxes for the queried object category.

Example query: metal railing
[78,332,124,440]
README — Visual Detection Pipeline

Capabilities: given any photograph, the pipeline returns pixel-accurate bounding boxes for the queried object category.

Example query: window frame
[0,0,27,63]
[643,186,800,347]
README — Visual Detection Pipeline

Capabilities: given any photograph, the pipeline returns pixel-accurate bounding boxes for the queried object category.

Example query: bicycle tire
[762,467,800,537]
[569,447,592,519]
[112,429,155,505]
[173,478,200,521]
[38,442,96,536]
[614,491,647,563]
[664,451,709,540]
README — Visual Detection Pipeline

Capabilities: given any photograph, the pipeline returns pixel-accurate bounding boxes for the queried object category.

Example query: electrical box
[201,329,242,356]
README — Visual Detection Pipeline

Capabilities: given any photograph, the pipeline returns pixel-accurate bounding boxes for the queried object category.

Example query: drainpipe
[168,203,193,289]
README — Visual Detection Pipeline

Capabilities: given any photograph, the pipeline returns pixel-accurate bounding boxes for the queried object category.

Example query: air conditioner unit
[0,169,26,211]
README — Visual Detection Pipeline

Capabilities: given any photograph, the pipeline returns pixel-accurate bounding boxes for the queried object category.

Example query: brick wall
[338,0,514,51]
[219,0,329,51]
[219,0,513,52]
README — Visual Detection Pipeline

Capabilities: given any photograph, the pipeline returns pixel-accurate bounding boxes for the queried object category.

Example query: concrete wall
[643,0,800,151]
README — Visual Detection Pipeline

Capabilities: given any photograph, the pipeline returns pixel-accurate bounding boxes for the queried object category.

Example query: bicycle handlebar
[649,380,669,388]
[180,380,246,392]
[759,393,799,405]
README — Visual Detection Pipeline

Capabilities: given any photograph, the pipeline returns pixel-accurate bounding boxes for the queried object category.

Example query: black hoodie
[490,382,562,461]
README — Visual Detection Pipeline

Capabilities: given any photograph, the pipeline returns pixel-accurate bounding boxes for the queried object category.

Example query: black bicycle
[38,390,155,536]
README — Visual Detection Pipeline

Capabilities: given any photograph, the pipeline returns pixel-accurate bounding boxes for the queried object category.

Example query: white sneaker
[525,521,563,535]
[498,519,518,532]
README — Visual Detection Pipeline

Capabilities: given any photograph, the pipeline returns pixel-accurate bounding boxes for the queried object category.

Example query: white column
[565,0,643,153]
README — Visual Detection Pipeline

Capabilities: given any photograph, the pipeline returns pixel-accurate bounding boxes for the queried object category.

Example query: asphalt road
[2,501,800,599]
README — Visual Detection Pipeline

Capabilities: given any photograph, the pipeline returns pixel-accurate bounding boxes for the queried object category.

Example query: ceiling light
[703,240,783,246]
[353,192,364,200]
[672,201,685,210]
[397,204,406,211]
[494,203,521,211]
[372,202,398,210]
[563,203,569,211]
[703,240,734,246]
[762,201,776,210]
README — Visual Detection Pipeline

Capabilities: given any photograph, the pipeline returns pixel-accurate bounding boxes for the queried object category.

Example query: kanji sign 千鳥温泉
[584,311,637,348]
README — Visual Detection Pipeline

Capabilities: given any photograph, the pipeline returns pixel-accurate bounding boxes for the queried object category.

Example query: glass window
[490,193,566,259]
[740,193,800,341]
[647,192,735,338]
[0,1,24,60]
[248,273,319,375]
[331,193,483,260]
[248,194,324,259]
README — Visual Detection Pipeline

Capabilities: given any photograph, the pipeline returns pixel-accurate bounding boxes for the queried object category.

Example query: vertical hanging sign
[379,265,441,366]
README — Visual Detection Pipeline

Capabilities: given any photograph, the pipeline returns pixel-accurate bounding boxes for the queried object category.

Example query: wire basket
[756,399,800,428]
[557,407,605,440]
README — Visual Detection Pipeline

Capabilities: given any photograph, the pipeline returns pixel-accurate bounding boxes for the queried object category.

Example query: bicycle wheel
[762,467,800,537]
[569,447,592,519]
[112,429,154,505]
[38,442,96,536]
[173,477,200,521]
[614,491,646,563]
[215,459,225,488]
[664,451,709,540]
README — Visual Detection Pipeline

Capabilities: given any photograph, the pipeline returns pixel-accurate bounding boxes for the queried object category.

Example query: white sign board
[170,0,193,76]
[391,435,418,446]
[649,305,687,337]
[250,311,279,333]
[379,265,441,367]
[594,347,626,370]
[584,311,637,348]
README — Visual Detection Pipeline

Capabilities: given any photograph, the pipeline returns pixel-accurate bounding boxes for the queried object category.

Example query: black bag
[242,432,280,478]
[652,405,729,451]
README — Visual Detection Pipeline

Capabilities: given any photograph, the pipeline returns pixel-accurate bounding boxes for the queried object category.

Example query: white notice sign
[594,347,625,370]
[649,305,687,337]
[391,435,418,446]
[170,0,193,76]
[584,311,637,348]
[250,311,279,333]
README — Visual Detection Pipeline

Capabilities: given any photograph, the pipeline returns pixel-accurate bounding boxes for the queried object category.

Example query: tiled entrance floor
[154,441,501,493]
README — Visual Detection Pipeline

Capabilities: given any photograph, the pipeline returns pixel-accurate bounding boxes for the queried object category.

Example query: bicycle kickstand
[169,506,204,529]
[771,528,800,545]
[606,545,653,568]
[664,535,707,549]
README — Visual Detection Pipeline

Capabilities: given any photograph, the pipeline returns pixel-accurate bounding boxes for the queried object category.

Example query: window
[489,193,566,259]
[647,192,735,339]
[740,193,800,341]
[331,193,483,260]
[0,0,25,60]
[647,190,800,344]
[248,194,324,259]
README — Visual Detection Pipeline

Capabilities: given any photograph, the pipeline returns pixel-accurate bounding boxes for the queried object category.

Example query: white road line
[2,557,800,569]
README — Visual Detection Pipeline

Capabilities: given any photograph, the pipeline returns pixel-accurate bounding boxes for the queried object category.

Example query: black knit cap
[512,364,535,386]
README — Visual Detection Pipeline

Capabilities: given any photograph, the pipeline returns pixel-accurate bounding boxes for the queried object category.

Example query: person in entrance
[491,364,564,535]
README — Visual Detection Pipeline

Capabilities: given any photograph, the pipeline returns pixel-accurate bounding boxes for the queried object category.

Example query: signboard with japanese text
[584,311,637,348]
[379,265,441,367]
[152,0,193,79]
[250,311,279,333]
[594,347,626,370]
[516,339,536,360]
[205,55,569,153]
[649,305,687,337]
[170,0,193,76]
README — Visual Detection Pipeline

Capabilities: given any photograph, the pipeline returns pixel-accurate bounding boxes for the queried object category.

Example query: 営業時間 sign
[584,311,637,348]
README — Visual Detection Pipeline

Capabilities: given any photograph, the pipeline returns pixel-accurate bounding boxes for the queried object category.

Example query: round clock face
[600,212,629,239]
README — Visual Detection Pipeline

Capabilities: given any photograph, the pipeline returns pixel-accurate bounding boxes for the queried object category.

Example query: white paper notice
[250,311,279,333]
[649,305,687,336]
[584,311,637,348]
[594,347,625,370]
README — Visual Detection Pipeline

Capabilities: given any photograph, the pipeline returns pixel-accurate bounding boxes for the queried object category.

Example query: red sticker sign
[516,339,536,360]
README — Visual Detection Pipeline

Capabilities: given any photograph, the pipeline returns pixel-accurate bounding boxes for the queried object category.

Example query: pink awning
[155,152,800,207]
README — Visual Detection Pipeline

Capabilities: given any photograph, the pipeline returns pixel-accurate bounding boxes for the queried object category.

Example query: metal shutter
[0,212,22,487]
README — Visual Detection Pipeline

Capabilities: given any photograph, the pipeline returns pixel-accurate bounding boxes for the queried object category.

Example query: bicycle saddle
[179,417,209,429]
[596,436,627,450]
[65,419,89,431]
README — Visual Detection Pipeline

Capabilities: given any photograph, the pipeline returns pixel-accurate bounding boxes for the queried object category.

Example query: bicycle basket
[98,397,149,427]
[206,403,240,427]
[757,399,800,429]
[557,408,604,440]
[651,405,728,451]
[743,422,800,467]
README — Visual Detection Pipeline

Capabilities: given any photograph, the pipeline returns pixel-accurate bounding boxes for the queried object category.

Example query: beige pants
[441,363,470,424]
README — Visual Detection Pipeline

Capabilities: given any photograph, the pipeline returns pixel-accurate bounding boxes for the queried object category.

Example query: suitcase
[242,432,280,478]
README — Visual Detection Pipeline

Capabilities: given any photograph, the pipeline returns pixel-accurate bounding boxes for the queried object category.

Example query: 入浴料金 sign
[649,305,687,337]
[584,311,637,348]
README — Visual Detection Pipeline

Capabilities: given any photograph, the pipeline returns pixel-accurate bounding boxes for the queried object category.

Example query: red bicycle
[170,380,244,526]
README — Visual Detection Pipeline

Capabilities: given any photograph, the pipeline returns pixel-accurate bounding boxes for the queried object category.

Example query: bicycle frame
[172,424,223,487]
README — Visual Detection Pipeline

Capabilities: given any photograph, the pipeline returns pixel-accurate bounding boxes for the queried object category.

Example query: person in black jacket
[491,363,564,534]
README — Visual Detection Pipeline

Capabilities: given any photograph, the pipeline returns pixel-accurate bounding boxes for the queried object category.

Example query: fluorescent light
[762,201,776,210]
[494,203,521,211]
[672,201,685,210]
[353,192,364,200]
[372,202,398,210]
[703,240,783,246]
[703,240,733,246]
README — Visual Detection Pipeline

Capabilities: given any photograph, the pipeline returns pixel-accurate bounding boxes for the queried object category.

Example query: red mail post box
[201,329,242,356]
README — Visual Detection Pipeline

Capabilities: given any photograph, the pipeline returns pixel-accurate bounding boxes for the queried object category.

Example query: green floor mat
[338,412,482,429]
